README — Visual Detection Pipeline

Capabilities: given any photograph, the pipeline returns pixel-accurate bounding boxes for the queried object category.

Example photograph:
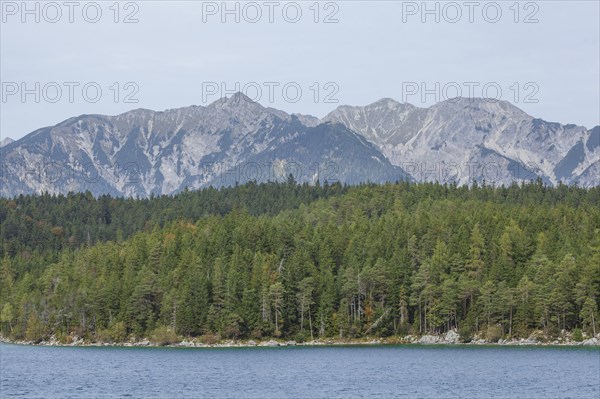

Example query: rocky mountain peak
[208,92,262,111]
[431,97,529,117]
[0,137,14,148]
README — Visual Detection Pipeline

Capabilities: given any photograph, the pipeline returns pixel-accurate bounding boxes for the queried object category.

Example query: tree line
[0,178,346,259]
[0,180,598,343]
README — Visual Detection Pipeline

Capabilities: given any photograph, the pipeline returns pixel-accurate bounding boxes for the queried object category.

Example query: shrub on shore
[150,326,179,346]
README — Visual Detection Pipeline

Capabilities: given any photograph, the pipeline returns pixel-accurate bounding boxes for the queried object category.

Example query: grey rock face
[0,137,14,148]
[0,93,410,197]
[324,98,599,187]
[1,94,597,198]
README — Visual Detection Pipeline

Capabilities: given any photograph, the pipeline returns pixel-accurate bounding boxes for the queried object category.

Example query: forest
[0,179,599,344]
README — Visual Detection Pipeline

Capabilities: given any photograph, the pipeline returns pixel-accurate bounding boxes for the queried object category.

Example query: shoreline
[2,333,599,349]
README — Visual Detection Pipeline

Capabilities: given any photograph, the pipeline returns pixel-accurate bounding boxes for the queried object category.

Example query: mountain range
[1,93,598,197]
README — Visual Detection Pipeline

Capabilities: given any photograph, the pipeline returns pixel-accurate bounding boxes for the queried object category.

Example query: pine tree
[269,282,284,337]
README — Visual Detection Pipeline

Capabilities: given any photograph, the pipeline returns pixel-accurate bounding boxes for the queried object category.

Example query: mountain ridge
[324,97,597,186]
[1,94,597,197]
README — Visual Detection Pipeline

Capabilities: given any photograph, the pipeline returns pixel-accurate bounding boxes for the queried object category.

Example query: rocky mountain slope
[324,98,599,187]
[1,94,597,197]
[0,137,14,148]
[0,93,409,197]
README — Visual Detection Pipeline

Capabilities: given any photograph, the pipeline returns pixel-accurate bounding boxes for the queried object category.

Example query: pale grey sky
[1,1,599,140]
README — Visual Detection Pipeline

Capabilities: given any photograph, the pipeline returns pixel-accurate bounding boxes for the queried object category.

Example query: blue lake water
[1,343,598,398]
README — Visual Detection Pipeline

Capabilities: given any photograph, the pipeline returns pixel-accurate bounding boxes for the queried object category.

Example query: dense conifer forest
[1,180,598,343]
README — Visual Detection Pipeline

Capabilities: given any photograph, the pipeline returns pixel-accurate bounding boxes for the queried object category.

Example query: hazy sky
[1,1,599,140]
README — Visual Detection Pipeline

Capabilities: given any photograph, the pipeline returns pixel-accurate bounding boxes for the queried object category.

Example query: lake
[1,343,598,398]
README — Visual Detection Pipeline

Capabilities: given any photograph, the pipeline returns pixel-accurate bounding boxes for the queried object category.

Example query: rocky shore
[2,330,599,348]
